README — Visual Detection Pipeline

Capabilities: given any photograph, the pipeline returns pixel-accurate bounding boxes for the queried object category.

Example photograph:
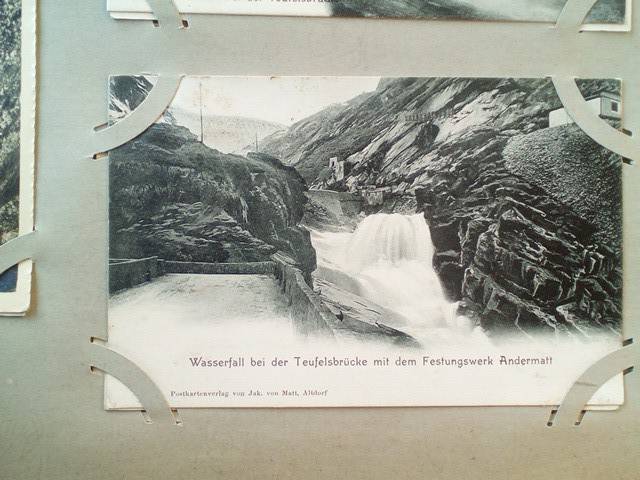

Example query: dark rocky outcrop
[504,124,621,249]
[260,98,376,184]
[419,140,623,336]
[110,123,316,278]
[408,91,623,336]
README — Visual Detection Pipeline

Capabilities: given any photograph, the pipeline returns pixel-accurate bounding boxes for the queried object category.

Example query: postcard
[105,75,624,409]
[107,0,630,28]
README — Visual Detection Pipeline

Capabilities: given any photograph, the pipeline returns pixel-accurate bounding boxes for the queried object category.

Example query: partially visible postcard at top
[107,0,629,27]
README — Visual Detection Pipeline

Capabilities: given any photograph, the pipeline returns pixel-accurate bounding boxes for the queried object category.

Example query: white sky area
[171,76,382,126]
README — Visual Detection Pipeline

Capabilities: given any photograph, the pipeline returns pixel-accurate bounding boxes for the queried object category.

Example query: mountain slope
[259,91,376,182]
[261,78,617,189]
[109,76,285,155]
[170,109,285,154]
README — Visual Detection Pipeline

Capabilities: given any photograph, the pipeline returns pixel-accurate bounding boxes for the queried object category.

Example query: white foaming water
[311,213,486,345]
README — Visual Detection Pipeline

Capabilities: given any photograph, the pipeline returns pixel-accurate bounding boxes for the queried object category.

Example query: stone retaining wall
[272,252,336,337]
[110,256,336,337]
[306,189,362,217]
[109,257,161,293]
[161,261,275,275]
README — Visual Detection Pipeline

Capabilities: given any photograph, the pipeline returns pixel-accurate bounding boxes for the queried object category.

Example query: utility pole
[199,80,204,144]
[255,132,258,152]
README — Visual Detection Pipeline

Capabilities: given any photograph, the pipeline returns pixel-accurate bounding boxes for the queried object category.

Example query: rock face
[417,174,621,335]
[264,77,622,335]
[414,98,623,335]
[261,78,617,190]
[260,99,374,184]
[504,124,622,248]
[109,122,316,277]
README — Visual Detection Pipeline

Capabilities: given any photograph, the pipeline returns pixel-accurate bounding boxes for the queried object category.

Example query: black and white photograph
[106,75,624,409]
[0,0,21,294]
[322,0,626,23]
[108,0,629,25]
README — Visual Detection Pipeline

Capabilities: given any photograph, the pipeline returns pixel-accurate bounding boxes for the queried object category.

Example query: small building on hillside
[548,92,621,128]
[362,189,385,207]
[328,156,346,182]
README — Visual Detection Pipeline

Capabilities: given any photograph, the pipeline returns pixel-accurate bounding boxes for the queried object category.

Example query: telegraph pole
[199,80,204,144]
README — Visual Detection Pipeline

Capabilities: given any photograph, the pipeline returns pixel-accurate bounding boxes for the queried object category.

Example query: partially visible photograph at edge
[0,0,21,293]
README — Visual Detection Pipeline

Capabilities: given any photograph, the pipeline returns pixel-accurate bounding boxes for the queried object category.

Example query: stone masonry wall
[162,261,275,275]
[109,257,161,293]
[272,252,337,337]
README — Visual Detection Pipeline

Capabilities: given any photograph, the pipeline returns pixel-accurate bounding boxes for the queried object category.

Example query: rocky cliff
[109,122,316,277]
[504,124,622,248]
[264,77,622,335]
[415,135,621,336]
[260,97,375,183]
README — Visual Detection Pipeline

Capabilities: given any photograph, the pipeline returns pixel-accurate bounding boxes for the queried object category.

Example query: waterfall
[311,213,481,344]
[345,214,433,270]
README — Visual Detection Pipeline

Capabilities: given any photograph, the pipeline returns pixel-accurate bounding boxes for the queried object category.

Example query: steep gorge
[264,78,622,335]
